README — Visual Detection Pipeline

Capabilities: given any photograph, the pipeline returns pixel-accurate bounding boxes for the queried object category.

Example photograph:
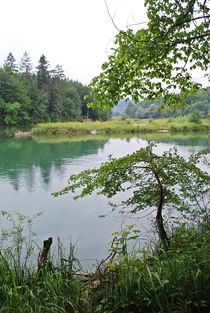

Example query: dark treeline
[113,88,210,119]
[0,52,110,126]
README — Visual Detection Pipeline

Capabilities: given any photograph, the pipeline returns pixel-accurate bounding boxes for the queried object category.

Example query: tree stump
[38,237,53,269]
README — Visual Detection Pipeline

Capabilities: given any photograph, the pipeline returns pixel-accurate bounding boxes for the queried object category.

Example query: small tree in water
[54,144,210,250]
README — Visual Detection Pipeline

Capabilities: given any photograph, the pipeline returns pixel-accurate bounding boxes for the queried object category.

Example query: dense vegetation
[1,51,209,127]
[32,117,210,136]
[89,0,210,110]
[0,52,110,126]
[51,143,210,312]
[114,88,210,119]
[0,203,209,313]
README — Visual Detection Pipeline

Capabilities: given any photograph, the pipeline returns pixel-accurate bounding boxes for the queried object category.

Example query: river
[0,134,210,267]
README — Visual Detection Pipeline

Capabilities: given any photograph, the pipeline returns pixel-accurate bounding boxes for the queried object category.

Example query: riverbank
[0,225,209,313]
[31,118,210,136]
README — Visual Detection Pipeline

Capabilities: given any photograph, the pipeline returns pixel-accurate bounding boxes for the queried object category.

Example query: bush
[95,226,210,313]
[189,110,202,124]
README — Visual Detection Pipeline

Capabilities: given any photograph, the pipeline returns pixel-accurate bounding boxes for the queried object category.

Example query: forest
[113,88,210,119]
[1,51,209,127]
[0,52,110,126]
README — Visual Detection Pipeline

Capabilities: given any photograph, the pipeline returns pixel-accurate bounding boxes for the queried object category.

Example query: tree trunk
[153,169,170,250]
[156,210,170,251]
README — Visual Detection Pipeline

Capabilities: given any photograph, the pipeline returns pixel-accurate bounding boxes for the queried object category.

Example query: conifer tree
[19,52,33,75]
[36,54,50,91]
[4,52,18,73]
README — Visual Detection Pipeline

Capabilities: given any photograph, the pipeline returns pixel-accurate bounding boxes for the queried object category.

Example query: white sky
[0,0,208,87]
[0,0,146,85]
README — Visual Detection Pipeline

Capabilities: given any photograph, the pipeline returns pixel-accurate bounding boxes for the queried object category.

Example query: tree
[189,109,202,123]
[4,52,18,73]
[62,84,82,121]
[0,101,21,126]
[89,0,210,110]
[27,80,48,122]
[126,102,138,118]
[54,144,210,250]
[51,64,65,80]
[0,52,109,124]
[0,69,19,103]
[52,1,210,249]
[48,65,66,119]
[19,52,33,75]
[36,54,50,91]
[0,69,31,125]
[49,82,64,119]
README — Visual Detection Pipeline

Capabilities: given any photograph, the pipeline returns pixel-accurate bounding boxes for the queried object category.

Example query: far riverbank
[31,118,210,136]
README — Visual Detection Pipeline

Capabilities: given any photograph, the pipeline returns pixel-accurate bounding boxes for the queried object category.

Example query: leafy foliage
[124,87,210,119]
[54,144,210,248]
[89,0,210,110]
[189,109,202,123]
[0,52,110,126]
[95,226,210,313]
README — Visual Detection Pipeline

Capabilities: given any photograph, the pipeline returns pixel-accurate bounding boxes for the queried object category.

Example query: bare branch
[126,21,149,28]
[104,0,121,32]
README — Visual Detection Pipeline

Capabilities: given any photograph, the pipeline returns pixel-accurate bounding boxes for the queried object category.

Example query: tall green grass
[0,210,91,312]
[0,253,90,313]
[94,225,210,313]
[0,210,209,312]
[32,118,210,136]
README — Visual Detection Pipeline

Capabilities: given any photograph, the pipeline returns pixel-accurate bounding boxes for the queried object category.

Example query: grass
[0,209,209,312]
[0,254,90,313]
[94,226,210,313]
[0,210,90,313]
[31,118,210,136]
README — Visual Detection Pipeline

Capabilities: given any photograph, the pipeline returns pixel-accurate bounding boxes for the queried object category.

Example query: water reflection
[149,134,210,148]
[0,134,209,267]
[0,137,108,191]
[1,134,209,192]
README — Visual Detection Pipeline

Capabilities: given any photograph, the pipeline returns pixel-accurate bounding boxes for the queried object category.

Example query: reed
[32,118,210,136]
[0,210,209,312]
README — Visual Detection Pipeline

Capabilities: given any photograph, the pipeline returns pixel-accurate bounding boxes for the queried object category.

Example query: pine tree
[51,64,65,80]
[19,52,33,75]
[4,52,18,73]
[36,55,50,91]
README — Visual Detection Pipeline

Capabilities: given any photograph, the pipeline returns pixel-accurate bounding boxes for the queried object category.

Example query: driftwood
[38,237,53,269]
[84,237,118,295]
[90,129,97,135]
[158,129,169,133]
[14,131,32,138]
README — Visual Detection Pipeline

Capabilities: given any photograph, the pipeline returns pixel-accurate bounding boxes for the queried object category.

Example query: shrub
[189,110,202,124]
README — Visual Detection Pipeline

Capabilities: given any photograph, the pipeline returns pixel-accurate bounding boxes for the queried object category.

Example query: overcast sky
[0,0,147,85]
[1,0,208,87]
